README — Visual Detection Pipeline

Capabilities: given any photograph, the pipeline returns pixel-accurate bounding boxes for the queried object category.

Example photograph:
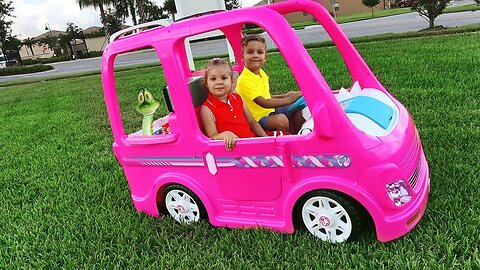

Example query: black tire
[294,190,364,243]
[399,3,406,7]
[163,184,207,224]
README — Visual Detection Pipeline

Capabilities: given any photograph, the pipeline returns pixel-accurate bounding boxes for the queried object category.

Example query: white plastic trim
[109,19,172,42]
[205,152,217,175]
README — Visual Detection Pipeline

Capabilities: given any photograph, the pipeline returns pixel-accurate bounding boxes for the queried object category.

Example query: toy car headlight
[386,180,412,206]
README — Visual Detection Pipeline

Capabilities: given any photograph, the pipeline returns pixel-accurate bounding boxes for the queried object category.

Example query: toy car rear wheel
[163,185,207,224]
[295,190,363,243]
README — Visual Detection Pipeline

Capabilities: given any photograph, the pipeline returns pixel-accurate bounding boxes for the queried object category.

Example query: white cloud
[11,0,101,38]
[11,0,257,39]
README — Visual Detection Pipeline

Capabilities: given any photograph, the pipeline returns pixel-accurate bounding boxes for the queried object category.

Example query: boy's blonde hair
[241,34,267,53]
[201,58,233,90]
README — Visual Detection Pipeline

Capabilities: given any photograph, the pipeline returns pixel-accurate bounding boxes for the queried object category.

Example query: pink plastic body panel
[101,0,429,242]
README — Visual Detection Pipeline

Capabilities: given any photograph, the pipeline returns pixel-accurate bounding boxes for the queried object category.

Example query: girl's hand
[223,131,238,151]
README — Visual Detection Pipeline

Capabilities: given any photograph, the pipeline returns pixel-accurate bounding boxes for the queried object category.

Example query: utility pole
[331,0,337,19]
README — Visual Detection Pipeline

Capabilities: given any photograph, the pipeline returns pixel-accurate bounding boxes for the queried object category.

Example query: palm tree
[114,0,137,25]
[22,37,36,56]
[163,0,176,21]
[76,0,111,35]
[136,0,145,23]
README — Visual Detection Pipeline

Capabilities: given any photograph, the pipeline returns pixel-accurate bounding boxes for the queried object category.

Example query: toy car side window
[113,46,173,138]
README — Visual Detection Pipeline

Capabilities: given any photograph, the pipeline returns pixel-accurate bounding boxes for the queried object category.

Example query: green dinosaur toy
[135,87,160,136]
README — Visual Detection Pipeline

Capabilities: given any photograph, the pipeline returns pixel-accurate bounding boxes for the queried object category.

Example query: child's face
[206,65,233,99]
[242,40,267,73]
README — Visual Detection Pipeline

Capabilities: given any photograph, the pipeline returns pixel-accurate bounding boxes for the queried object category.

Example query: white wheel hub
[301,196,353,243]
[165,189,200,223]
[318,212,334,227]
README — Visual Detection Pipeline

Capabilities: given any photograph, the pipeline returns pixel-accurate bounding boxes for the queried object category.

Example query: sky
[10,0,259,39]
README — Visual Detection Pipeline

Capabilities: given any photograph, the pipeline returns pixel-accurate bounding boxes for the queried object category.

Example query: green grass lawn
[1,32,479,269]
[290,4,480,30]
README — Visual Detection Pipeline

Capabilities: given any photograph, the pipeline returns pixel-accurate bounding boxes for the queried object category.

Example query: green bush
[87,51,103,57]
[0,64,54,76]
[22,51,103,66]
[22,54,71,65]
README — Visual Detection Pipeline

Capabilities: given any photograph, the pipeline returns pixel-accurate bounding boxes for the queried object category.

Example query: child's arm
[201,106,238,150]
[272,91,302,99]
[242,101,268,137]
[254,90,302,109]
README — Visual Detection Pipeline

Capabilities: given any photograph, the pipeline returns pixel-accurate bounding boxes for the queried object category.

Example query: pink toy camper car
[101,0,430,243]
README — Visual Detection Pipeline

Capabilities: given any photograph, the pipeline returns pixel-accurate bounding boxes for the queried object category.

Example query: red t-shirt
[202,93,255,138]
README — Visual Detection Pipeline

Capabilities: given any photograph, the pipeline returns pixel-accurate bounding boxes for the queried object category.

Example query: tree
[163,0,176,20]
[2,35,21,51]
[362,0,380,18]
[136,0,146,23]
[114,0,148,25]
[162,0,238,21]
[225,0,241,10]
[144,0,168,21]
[65,22,83,40]
[103,7,125,35]
[1,35,22,64]
[411,0,448,29]
[0,0,14,45]
[76,0,112,35]
[476,0,480,5]
[22,37,36,56]
[39,35,62,56]
[114,0,137,25]
[57,23,84,58]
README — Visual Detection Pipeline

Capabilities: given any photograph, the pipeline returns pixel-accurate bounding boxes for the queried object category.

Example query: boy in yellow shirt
[237,34,303,134]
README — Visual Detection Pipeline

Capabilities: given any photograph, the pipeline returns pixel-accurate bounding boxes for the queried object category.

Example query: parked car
[396,0,417,8]
[101,0,430,243]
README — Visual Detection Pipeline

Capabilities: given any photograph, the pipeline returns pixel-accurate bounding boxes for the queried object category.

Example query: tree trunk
[129,0,137,25]
[371,7,374,18]
[429,12,435,29]
[98,4,110,36]
[136,0,145,24]
[29,46,34,55]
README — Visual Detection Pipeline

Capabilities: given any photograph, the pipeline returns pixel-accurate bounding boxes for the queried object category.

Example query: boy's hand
[286,91,299,96]
[287,91,302,102]
[223,131,238,151]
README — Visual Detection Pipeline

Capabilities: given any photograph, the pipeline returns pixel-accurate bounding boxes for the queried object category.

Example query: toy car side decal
[124,156,204,167]
[216,156,284,168]
[292,154,351,168]
[124,154,351,168]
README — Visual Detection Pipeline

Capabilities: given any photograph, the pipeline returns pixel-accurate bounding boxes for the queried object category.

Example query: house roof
[83,26,103,34]
[35,30,65,40]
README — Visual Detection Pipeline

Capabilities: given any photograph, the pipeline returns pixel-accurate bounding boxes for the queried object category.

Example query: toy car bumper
[376,152,430,242]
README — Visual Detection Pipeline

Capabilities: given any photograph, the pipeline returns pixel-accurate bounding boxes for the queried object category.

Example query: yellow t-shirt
[237,67,275,122]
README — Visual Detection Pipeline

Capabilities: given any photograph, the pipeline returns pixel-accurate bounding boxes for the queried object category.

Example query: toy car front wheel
[296,190,363,243]
[163,185,207,224]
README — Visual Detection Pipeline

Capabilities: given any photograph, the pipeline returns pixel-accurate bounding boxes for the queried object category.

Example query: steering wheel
[287,96,307,113]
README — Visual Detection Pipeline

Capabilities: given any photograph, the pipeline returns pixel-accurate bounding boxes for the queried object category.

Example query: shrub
[22,54,71,65]
[88,51,103,57]
[0,64,54,76]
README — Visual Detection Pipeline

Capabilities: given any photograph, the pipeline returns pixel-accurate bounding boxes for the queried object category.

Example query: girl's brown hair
[201,58,233,90]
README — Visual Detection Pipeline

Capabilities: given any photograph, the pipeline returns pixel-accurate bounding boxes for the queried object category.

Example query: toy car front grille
[408,159,421,189]
[399,134,420,174]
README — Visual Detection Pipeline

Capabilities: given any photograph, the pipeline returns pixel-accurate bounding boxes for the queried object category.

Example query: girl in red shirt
[201,58,267,150]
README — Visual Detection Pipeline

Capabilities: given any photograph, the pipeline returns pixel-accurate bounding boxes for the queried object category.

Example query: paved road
[2,7,479,83]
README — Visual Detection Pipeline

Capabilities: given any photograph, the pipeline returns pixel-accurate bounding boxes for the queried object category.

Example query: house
[254,0,392,23]
[19,26,108,60]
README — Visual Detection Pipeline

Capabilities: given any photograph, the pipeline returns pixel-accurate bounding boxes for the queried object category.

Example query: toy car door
[206,137,285,201]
